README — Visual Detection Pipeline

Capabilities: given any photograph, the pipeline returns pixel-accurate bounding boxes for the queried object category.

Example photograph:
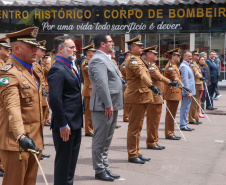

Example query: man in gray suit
[179,51,196,131]
[88,33,123,181]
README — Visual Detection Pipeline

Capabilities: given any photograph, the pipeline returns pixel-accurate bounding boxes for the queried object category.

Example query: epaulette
[1,64,13,71]
[131,55,135,59]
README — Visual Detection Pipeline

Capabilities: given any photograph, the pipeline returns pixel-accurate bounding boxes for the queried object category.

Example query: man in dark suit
[47,36,83,185]
[206,50,218,110]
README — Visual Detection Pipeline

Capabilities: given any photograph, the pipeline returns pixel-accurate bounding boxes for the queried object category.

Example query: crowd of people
[0,26,222,184]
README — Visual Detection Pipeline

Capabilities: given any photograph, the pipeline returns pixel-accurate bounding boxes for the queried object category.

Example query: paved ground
[1,90,226,185]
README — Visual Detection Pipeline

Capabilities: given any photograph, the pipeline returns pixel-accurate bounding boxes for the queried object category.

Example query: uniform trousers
[123,103,129,121]
[0,149,42,185]
[52,128,81,185]
[127,103,147,159]
[146,104,162,147]
[0,158,3,169]
[43,105,50,123]
[180,96,192,128]
[91,111,118,174]
[165,100,179,138]
[123,87,129,121]
[189,90,201,122]
[84,96,94,134]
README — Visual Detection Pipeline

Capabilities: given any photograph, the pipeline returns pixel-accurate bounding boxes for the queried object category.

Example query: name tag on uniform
[22,86,30,89]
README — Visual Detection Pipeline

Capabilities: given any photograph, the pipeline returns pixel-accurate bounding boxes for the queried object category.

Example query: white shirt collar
[97,50,111,60]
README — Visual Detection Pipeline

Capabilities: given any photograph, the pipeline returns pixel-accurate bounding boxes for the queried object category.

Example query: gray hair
[199,52,207,58]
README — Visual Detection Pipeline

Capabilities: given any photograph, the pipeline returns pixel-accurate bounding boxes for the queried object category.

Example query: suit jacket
[163,61,183,101]
[206,58,219,84]
[47,60,83,131]
[88,50,123,111]
[0,57,44,151]
[148,62,170,104]
[81,58,92,97]
[179,61,196,97]
[124,53,153,104]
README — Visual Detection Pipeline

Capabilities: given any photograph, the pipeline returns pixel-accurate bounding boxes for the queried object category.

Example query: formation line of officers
[0,26,207,184]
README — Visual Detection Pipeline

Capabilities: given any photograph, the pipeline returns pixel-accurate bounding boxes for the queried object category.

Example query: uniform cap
[51,49,55,54]
[123,51,130,55]
[44,52,51,58]
[192,48,199,55]
[6,27,39,47]
[167,48,181,55]
[37,40,47,50]
[82,43,96,51]
[125,35,143,46]
[143,45,158,54]
[0,37,11,48]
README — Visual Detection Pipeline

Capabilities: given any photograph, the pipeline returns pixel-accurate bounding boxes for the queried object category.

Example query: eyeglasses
[106,40,114,43]
[62,45,76,50]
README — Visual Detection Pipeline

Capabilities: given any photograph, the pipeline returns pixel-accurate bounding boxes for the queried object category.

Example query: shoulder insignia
[149,67,155,71]
[169,63,172,67]
[0,76,9,85]
[190,64,194,66]
[1,64,13,71]
[169,67,173,71]
[85,65,88,68]
[132,61,138,65]
[131,55,135,59]
[85,61,88,65]
[122,66,125,69]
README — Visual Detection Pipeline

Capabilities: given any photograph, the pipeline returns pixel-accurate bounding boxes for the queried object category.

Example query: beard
[63,48,76,61]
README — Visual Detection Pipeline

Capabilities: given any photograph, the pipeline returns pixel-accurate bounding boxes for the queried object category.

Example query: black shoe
[157,145,165,149]
[44,122,51,126]
[123,119,129,122]
[187,126,195,130]
[40,155,44,160]
[128,157,146,164]
[41,153,51,158]
[138,155,151,161]
[95,171,114,181]
[197,121,202,124]
[181,127,193,131]
[0,169,4,173]
[206,107,216,110]
[85,133,94,137]
[212,107,217,109]
[106,169,120,179]
[147,145,162,150]
[189,122,199,125]
[166,135,181,140]
[115,125,121,129]
[0,171,3,177]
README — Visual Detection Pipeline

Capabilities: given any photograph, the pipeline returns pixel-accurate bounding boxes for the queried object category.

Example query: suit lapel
[57,61,81,88]
[98,51,122,78]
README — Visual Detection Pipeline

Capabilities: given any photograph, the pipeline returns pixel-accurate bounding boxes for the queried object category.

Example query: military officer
[163,48,184,140]
[189,49,205,124]
[120,51,129,122]
[0,37,11,68]
[34,40,50,126]
[124,36,161,164]
[81,44,96,136]
[0,27,43,185]
[0,37,11,177]
[144,46,178,150]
